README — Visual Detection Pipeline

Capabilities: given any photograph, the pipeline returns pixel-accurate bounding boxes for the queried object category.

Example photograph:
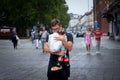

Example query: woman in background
[84,27,92,54]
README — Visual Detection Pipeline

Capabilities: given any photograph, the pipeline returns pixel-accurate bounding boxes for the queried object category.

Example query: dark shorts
[47,55,70,80]
[48,77,68,80]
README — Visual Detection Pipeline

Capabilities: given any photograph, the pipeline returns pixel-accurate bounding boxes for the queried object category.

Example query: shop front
[102,0,120,41]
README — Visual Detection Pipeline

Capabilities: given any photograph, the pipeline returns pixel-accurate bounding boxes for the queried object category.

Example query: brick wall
[94,0,109,33]
[101,18,109,34]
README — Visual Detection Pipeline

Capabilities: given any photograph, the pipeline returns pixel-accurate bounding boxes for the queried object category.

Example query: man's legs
[98,40,100,52]
[35,39,39,49]
[96,40,101,53]
[32,38,34,44]
[41,38,46,53]
[13,41,16,49]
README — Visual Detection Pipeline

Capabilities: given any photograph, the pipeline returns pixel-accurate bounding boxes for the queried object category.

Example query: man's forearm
[61,39,68,49]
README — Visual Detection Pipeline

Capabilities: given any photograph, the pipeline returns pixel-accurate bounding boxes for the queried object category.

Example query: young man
[44,19,73,80]
[40,26,49,53]
[94,27,102,54]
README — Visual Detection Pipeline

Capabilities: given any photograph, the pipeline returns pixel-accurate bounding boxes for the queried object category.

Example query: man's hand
[44,43,51,53]
[51,66,62,71]
[54,34,65,41]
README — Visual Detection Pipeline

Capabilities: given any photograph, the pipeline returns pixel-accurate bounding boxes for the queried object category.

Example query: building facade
[67,13,81,33]
[79,10,94,33]
[93,0,120,40]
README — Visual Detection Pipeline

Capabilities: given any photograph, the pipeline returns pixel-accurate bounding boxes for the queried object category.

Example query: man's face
[51,24,60,31]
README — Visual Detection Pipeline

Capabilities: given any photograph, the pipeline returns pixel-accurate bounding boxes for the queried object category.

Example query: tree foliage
[0,0,70,30]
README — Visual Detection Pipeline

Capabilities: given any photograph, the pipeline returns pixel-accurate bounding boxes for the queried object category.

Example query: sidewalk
[70,36,120,80]
[101,36,120,49]
[0,37,120,80]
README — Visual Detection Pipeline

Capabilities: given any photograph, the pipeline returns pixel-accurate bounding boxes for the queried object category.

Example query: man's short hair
[51,19,61,27]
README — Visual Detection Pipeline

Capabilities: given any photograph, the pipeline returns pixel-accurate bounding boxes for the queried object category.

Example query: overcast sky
[65,0,93,15]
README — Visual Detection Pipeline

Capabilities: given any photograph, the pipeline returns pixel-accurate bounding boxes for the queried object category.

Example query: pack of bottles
[56,53,70,67]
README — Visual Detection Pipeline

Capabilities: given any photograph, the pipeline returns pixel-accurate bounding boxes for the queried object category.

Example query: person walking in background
[44,19,73,80]
[31,29,35,44]
[84,27,92,55]
[40,26,49,53]
[94,27,102,54]
[34,29,39,49]
[11,29,18,49]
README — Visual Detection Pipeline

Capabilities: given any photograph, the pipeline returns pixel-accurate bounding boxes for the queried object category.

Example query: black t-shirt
[46,32,73,79]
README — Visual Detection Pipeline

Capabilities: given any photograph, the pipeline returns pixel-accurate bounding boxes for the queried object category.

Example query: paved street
[0,36,120,80]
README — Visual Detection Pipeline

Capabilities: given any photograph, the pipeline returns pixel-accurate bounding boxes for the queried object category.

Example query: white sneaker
[96,51,101,55]
[96,51,99,53]
[87,51,90,55]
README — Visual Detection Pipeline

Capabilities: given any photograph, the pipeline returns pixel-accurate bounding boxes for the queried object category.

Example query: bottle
[64,54,70,67]
[56,56,63,67]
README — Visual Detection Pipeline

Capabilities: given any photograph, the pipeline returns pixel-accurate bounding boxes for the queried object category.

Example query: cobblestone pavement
[0,36,120,80]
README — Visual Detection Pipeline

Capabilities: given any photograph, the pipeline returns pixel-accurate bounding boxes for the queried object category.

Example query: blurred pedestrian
[31,29,35,44]
[44,19,73,80]
[10,29,18,49]
[84,27,92,54]
[94,27,102,54]
[40,26,49,53]
[34,29,39,49]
